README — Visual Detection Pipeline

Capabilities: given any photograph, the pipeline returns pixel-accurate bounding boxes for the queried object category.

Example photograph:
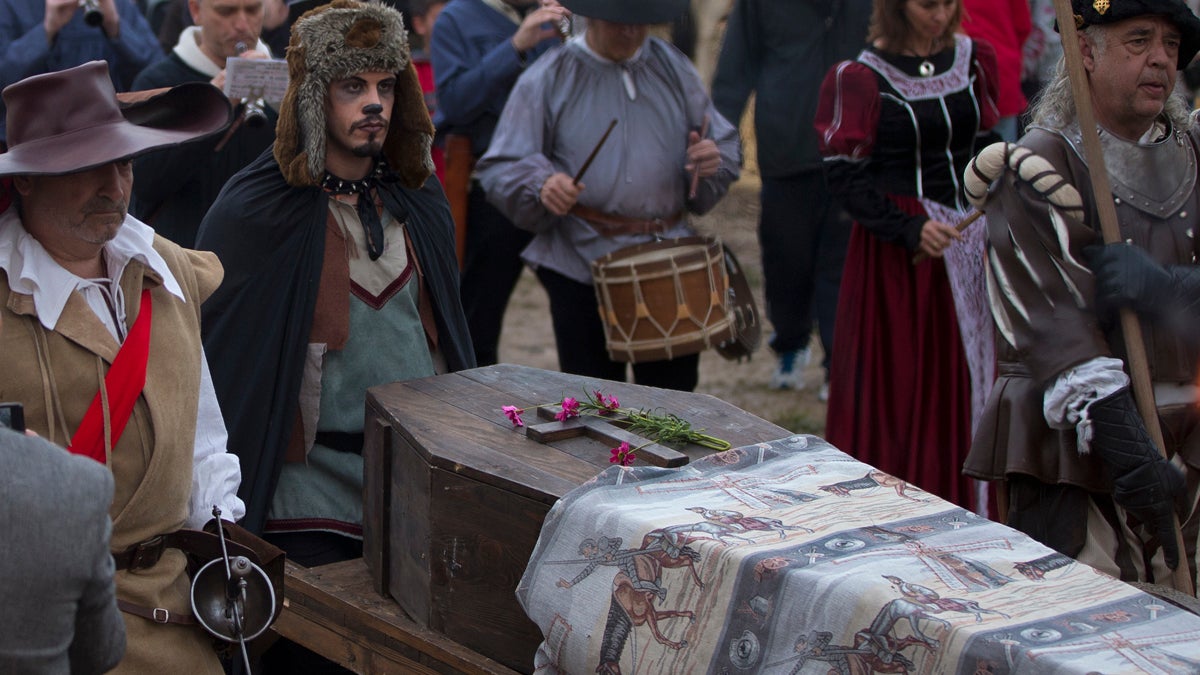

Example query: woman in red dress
[813,0,999,510]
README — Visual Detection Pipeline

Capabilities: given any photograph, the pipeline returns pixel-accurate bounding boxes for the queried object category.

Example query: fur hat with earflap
[274,0,434,189]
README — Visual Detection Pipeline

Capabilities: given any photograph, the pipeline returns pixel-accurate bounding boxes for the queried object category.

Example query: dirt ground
[495,167,831,436]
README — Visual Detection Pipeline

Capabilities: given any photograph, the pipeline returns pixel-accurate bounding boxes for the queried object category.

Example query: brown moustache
[83,198,127,215]
[353,116,387,130]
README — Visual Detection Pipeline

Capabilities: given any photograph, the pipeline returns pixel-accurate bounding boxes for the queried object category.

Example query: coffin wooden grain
[362,364,788,673]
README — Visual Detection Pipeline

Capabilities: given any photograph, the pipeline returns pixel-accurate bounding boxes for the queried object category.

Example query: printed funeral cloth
[517,435,1200,674]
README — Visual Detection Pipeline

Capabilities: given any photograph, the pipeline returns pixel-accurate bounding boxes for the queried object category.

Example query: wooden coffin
[362,364,787,673]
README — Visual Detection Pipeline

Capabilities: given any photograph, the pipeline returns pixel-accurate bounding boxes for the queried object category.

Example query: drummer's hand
[540,172,582,216]
[919,219,962,259]
[685,131,720,179]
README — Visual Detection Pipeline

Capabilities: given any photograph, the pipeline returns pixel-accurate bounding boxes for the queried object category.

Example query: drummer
[477,0,741,392]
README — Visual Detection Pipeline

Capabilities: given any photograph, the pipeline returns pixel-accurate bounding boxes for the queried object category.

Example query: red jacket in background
[962,0,1032,117]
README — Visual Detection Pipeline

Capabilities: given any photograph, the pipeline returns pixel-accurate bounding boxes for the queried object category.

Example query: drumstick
[688,114,710,200]
[910,209,983,264]
[573,118,618,185]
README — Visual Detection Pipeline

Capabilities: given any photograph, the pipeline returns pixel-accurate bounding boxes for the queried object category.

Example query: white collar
[1138,120,1169,145]
[0,207,185,331]
[573,32,646,66]
[173,26,272,78]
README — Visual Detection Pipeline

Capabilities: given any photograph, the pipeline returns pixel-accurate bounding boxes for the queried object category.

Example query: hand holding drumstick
[686,115,718,199]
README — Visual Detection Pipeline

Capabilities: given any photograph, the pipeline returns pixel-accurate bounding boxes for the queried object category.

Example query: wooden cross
[524,406,689,468]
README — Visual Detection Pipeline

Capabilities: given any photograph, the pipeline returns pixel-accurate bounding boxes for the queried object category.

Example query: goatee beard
[352,140,383,158]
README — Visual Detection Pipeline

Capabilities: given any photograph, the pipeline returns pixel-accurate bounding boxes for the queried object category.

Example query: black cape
[196,150,475,533]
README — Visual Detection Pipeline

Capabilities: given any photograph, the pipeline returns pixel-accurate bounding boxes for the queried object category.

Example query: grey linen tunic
[476,35,741,284]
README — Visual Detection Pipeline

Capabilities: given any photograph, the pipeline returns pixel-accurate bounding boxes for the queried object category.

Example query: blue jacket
[0,0,162,142]
[430,0,558,157]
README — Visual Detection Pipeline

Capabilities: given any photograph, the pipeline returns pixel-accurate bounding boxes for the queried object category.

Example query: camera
[240,97,269,128]
[79,0,103,27]
[0,403,25,433]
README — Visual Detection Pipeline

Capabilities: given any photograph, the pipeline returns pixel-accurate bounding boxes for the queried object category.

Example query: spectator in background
[0,428,126,674]
[711,0,870,398]
[131,0,277,247]
[1020,0,1064,125]
[431,0,568,366]
[0,0,163,146]
[962,0,1031,141]
[155,0,290,58]
[409,0,447,181]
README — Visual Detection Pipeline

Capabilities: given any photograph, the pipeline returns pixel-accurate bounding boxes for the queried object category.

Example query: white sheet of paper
[224,58,289,105]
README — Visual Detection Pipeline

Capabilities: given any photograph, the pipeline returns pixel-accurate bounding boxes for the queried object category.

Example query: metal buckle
[128,535,166,570]
[152,607,169,624]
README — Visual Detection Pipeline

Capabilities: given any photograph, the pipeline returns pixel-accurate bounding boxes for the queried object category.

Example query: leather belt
[117,599,196,625]
[112,528,257,571]
[570,204,684,237]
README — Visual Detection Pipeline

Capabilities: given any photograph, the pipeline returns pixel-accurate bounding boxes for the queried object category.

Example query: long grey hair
[1028,26,1194,132]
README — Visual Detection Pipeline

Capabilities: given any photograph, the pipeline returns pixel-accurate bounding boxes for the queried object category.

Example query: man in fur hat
[197,0,474,566]
[964,0,1200,589]
[476,0,740,393]
[0,61,244,673]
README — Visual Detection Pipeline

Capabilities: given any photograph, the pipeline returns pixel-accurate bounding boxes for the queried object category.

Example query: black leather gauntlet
[1088,243,1200,331]
[1088,387,1185,569]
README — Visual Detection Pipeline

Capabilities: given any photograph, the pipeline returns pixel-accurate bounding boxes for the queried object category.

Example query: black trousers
[758,170,849,373]
[459,182,534,366]
[536,266,699,392]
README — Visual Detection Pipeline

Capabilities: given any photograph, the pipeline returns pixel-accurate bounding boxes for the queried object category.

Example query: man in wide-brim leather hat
[965,0,1200,590]
[476,0,741,397]
[0,60,248,673]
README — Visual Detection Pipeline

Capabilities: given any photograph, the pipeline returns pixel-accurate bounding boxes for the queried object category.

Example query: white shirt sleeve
[187,348,246,529]
[1043,356,1130,455]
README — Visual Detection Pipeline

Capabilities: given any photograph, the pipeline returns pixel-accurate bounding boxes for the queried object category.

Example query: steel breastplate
[1059,119,1196,219]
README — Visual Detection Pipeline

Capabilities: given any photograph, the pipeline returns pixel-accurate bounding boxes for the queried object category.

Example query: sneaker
[818,381,830,402]
[769,348,810,390]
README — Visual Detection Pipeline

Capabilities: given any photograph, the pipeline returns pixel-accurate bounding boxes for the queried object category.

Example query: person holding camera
[0,0,162,147]
[130,0,277,247]
[0,61,244,673]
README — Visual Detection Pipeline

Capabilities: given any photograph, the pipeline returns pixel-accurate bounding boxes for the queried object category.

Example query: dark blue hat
[561,0,688,24]
[1069,0,1200,68]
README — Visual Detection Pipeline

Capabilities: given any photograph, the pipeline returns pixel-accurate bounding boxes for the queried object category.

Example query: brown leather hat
[0,61,232,177]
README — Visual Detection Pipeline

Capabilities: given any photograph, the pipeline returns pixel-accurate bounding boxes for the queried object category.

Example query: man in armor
[965,0,1200,588]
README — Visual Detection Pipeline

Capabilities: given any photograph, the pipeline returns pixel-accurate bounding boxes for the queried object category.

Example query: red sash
[69,289,153,464]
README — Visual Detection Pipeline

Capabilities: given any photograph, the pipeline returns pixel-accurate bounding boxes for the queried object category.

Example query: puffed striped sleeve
[814,60,880,161]
[815,60,926,250]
